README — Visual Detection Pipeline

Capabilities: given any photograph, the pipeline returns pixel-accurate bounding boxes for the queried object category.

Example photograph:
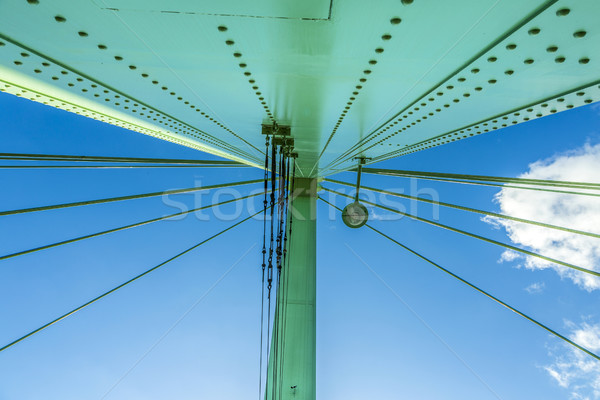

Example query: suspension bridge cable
[0,209,264,354]
[99,243,257,400]
[259,136,270,400]
[0,165,247,169]
[264,144,293,400]
[361,168,600,190]
[0,179,262,217]
[386,171,600,191]
[266,140,277,363]
[322,187,600,278]
[262,139,277,399]
[263,159,296,399]
[0,152,243,165]
[325,178,600,240]
[271,147,285,400]
[343,243,504,400]
[0,193,263,262]
[276,151,292,400]
[318,197,600,362]
[360,170,600,198]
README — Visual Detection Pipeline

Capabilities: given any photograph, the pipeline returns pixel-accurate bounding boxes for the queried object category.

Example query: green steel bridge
[1,0,600,398]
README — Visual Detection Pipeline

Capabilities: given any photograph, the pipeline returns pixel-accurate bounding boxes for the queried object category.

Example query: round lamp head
[342,201,369,229]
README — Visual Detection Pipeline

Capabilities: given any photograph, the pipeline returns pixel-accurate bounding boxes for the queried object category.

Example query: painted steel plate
[1,0,599,176]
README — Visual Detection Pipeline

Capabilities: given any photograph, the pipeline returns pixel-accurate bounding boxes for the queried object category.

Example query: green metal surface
[0,152,244,165]
[1,1,600,175]
[97,0,331,20]
[266,178,317,400]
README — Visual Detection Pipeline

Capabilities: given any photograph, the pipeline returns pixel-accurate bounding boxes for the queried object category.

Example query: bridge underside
[1,0,599,176]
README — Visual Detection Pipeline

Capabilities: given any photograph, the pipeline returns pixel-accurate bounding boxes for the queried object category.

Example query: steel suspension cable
[318,197,600,362]
[322,187,600,278]
[271,147,286,400]
[0,152,243,165]
[361,170,600,198]
[261,142,293,398]
[325,178,600,240]
[361,168,600,190]
[268,142,277,291]
[276,147,286,280]
[0,179,262,217]
[0,164,246,169]
[265,139,277,389]
[274,150,290,400]
[0,193,262,262]
[259,136,270,400]
[99,244,256,400]
[0,209,264,354]
[281,155,292,278]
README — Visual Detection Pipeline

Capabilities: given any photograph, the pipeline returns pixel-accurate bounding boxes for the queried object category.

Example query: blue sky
[0,91,599,400]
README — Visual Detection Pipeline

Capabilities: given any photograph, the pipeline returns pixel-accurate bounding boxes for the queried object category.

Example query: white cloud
[369,206,386,221]
[499,249,520,263]
[571,324,600,352]
[525,282,545,294]
[484,143,600,291]
[367,205,400,221]
[544,321,600,399]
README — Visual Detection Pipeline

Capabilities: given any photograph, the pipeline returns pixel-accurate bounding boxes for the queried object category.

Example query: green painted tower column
[266,177,317,400]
